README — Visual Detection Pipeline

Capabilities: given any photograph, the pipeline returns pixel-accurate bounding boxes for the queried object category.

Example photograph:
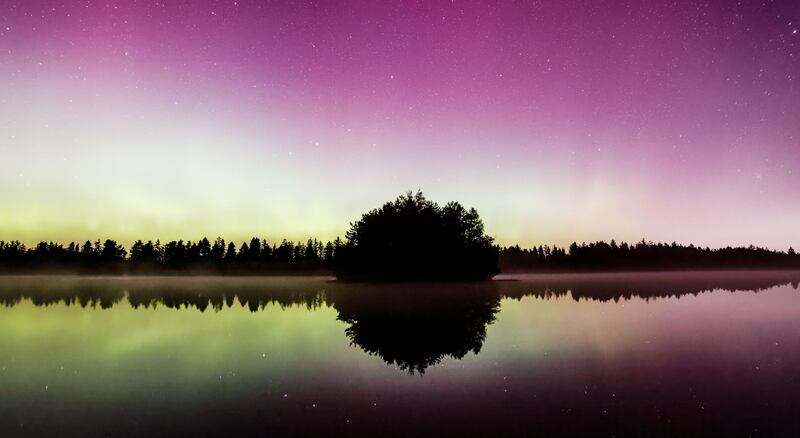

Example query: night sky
[1,0,798,248]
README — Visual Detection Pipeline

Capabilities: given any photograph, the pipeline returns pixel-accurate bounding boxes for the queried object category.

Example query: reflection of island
[328,283,501,374]
[1,271,799,373]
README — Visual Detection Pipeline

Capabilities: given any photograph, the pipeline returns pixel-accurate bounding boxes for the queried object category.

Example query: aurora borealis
[1,1,798,248]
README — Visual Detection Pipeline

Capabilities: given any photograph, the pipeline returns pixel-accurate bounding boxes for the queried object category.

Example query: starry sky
[1,0,798,249]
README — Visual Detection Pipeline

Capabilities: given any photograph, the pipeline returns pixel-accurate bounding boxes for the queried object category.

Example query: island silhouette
[0,192,799,277]
[334,191,500,281]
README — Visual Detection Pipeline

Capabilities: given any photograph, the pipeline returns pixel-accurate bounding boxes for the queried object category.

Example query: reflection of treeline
[0,271,800,310]
[0,237,341,274]
[501,240,800,272]
[0,277,501,374]
[2,272,797,373]
[0,277,330,310]
[500,270,800,302]
[1,272,796,311]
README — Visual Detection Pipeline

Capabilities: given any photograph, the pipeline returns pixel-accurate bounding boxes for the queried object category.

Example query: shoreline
[2,267,800,278]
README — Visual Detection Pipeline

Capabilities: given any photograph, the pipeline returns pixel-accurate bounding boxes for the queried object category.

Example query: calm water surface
[1,271,799,436]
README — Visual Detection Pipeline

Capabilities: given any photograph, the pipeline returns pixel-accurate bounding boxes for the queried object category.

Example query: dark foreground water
[1,271,799,437]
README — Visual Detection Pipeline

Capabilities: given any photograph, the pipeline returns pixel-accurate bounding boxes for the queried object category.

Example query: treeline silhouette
[2,238,800,275]
[0,237,340,275]
[501,240,800,272]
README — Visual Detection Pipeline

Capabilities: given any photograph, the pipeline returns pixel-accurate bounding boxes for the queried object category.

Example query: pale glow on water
[1,272,799,435]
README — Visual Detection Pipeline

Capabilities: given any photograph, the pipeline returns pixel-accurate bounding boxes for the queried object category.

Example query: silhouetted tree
[225,242,237,262]
[274,240,294,263]
[260,240,273,262]
[197,237,212,258]
[248,238,261,261]
[293,241,305,261]
[211,237,226,262]
[304,238,319,261]
[238,242,249,262]
[324,241,335,262]
[130,240,159,269]
[334,191,500,281]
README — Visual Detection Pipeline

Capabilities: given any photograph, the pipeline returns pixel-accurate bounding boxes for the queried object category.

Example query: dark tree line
[2,237,799,275]
[501,239,800,272]
[0,237,340,274]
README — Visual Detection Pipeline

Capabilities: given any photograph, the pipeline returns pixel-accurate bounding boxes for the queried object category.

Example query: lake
[1,271,799,436]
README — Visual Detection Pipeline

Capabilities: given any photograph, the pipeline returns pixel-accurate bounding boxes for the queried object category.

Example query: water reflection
[0,271,798,374]
[499,270,800,302]
[332,283,500,374]
[0,278,504,374]
[2,271,800,435]
[0,277,329,311]
[1,271,797,310]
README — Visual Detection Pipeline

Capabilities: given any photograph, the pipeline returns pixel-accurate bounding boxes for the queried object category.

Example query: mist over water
[1,271,800,436]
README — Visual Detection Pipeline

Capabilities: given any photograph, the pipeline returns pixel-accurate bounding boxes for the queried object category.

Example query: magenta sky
[1,0,799,249]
